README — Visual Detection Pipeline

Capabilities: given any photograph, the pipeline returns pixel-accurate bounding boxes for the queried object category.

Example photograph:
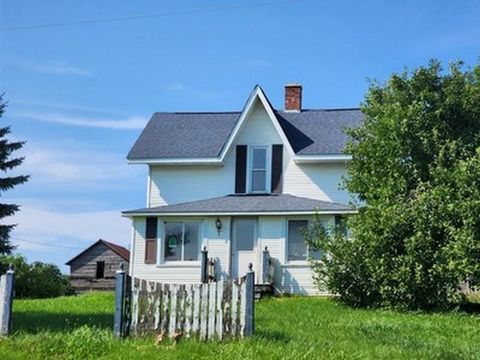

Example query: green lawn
[1,292,479,359]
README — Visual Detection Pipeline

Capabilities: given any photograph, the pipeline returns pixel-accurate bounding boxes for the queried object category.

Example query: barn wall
[69,243,129,292]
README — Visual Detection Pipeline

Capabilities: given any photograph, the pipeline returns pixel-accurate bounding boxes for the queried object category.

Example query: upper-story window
[249,146,269,193]
[235,144,282,195]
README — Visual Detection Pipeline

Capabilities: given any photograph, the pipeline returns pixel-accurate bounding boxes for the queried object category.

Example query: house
[123,84,362,295]
[66,239,130,292]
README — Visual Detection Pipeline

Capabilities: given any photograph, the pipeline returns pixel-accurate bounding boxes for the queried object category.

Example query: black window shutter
[235,145,247,193]
[145,217,158,264]
[271,144,283,193]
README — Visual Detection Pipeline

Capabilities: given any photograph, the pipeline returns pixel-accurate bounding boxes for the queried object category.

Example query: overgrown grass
[1,292,479,359]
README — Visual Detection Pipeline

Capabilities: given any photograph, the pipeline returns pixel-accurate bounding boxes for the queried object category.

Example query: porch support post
[200,246,208,283]
[114,263,126,338]
[0,265,14,336]
[262,246,270,284]
[244,263,255,337]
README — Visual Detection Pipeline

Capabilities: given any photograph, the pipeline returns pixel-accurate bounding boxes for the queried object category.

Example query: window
[145,217,158,264]
[95,261,105,279]
[287,220,321,261]
[250,146,268,192]
[335,215,349,237]
[234,219,256,251]
[164,222,200,262]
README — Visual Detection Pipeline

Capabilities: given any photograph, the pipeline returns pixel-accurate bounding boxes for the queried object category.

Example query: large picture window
[164,221,200,262]
[287,220,321,261]
[250,146,268,192]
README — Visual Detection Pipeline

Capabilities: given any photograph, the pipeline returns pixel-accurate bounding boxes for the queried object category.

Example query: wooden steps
[254,284,273,299]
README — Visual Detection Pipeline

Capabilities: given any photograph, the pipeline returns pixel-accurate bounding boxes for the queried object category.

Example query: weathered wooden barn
[66,239,130,292]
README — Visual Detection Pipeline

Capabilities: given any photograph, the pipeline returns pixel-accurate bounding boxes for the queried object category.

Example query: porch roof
[122,194,355,216]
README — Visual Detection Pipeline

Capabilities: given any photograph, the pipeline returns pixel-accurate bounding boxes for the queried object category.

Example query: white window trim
[159,219,203,265]
[247,145,271,193]
[284,216,332,266]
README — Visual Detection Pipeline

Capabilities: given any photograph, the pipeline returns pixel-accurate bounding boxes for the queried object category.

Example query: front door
[231,218,257,280]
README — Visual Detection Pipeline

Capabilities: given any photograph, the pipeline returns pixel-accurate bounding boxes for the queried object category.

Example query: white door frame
[231,217,258,281]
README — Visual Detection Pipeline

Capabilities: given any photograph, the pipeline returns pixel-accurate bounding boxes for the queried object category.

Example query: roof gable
[65,239,130,265]
[217,85,295,161]
[127,86,364,164]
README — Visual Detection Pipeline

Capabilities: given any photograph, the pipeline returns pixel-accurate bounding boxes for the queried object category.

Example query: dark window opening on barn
[96,261,105,279]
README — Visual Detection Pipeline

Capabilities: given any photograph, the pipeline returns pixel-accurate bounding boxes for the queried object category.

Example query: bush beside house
[306,60,480,310]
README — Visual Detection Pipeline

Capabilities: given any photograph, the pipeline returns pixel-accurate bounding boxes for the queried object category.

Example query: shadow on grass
[459,302,480,314]
[255,329,291,343]
[13,311,113,334]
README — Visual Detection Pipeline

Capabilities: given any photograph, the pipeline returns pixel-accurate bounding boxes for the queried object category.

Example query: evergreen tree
[0,95,29,255]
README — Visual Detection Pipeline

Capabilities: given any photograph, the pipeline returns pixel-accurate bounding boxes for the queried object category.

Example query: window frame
[161,220,202,264]
[247,145,271,193]
[286,218,323,264]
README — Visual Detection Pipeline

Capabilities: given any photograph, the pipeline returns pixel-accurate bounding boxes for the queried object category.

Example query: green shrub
[0,254,73,298]
[305,60,480,310]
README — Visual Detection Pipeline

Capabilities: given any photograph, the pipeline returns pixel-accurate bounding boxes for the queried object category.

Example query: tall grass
[0,292,479,359]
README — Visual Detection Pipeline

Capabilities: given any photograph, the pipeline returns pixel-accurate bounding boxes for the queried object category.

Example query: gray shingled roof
[128,112,240,159]
[122,194,354,215]
[127,109,363,160]
[276,109,363,155]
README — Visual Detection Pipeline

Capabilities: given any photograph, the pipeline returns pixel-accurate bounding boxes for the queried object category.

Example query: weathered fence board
[126,268,255,341]
[0,268,14,336]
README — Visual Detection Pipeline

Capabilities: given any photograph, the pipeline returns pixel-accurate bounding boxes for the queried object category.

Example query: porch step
[254,284,273,299]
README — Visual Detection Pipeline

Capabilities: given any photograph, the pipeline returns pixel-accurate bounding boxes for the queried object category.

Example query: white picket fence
[129,275,254,340]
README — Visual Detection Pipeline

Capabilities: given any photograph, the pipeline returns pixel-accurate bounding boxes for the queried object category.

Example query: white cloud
[16,142,143,190]
[164,82,187,92]
[5,58,91,76]
[9,202,131,271]
[11,99,127,116]
[12,204,130,247]
[29,61,91,76]
[11,111,148,130]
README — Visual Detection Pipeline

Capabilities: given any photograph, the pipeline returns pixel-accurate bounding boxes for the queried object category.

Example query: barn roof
[65,239,130,265]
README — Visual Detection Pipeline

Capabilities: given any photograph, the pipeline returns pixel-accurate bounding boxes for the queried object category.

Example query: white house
[123,84,362,295]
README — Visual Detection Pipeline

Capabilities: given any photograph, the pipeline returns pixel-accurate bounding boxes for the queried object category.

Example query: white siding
[283,161,350,204]
[149,162,235,206]
[258,216,284,262]
[130,217,202,283]
[204,216,231,280]
[130,216,231,284]
[276,265,326,295]
[132,96,350,294]
[149,100,286,206]
[130,214,334,295]
[145,95,351,207]
[235,101,283,145]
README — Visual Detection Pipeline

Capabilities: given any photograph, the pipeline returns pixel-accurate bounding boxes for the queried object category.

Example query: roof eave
[127,157,224,166]
[122,209,358,217]
[293,155,352,163]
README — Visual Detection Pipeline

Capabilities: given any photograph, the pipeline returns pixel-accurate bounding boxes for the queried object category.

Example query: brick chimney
[284,83,302,112]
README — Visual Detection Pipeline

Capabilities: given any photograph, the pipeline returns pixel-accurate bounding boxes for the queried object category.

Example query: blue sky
[0,0,479,272]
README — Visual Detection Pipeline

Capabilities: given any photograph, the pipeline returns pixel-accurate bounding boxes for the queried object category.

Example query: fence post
[201,246,208,283]
[114,263,126,338]
[262,246,270,284]
[244,263,255,337]
[0,265,14,336]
